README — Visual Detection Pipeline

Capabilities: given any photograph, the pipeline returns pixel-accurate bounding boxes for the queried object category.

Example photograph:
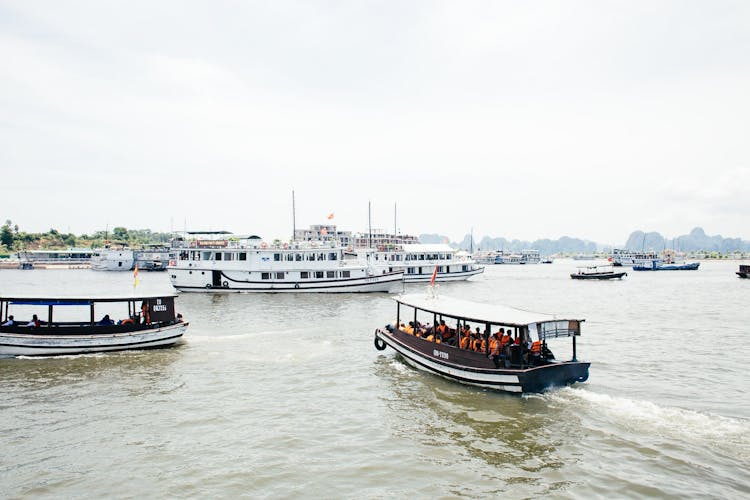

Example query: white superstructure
[359,243,484,282]
[610,249,660,267]
[91,247,135,271]
[168,236,404,293]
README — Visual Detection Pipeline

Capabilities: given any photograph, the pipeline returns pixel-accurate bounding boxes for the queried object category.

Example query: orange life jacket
[531,341,542,354]
[460,336,470,349]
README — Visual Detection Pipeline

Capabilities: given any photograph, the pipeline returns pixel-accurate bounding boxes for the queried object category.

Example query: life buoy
[260,242,268,249]
[222,281,229,288]
[294,282,300,289]
[205,284,212,289]
[374,331,387,351]
[347,246,353,252]
[121,318,134,325]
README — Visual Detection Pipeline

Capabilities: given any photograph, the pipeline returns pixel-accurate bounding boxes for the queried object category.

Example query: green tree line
[1,220,173,253]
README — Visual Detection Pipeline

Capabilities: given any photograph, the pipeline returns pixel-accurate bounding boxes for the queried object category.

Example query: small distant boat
[0,295,188,357]
[373,293,589,394]
[570,265,627,280]
[541,258,553,264]
[736,264,750,279]
[632,260,700,271]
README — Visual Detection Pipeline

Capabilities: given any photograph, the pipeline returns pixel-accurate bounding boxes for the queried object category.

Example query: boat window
[329,252,337,261]
[202,251,212,260]
[315,271,324,279]
[295,253,303,261]
[306,253,315,261]
[285,253,293,261]
[239,253,247,261]
[419,254,425,260]
[326,271,335,278]
[318,253,326,261]
[300,271,309,279]
[261,272,271,279]
[341,270,350,278]
[407,267,415,274]
[215,252,222,261]
[274,253,281,261]
[275,272,285,279]
[438,266,444,273]
[224,253,233,261]
[462,265,468,271]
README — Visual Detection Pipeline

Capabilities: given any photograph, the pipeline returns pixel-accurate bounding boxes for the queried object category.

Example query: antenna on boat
[394,202,398,236]
[368,201,372,249]
[292,189,296,242]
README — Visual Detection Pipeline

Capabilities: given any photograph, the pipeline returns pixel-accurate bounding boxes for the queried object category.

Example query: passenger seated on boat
[459,330,472,350]
[473,328,486,352]
[499,329,512,348]
[436,320,452,343]
[140,301,150,324]
[1,315,14,326]
[404,322,415,335]
[97,314,114,326]
[27,314,42,327]
[176,313,184,323]
[119,318,135,325]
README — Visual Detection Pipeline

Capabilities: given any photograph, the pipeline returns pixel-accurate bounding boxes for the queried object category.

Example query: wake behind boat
[0,295,188,357]
[374,293,589,394]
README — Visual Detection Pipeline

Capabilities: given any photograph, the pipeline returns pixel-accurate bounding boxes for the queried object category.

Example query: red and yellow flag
[133,264,140,288]
[327,212,334,220]
[430,265,438,286]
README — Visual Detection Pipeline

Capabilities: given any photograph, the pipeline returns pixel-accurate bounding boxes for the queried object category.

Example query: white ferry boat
[17,249,93,269]
[360,243,484,282]
[168,234,404,293]
[133,245,173,271]
[91,246,135,271]
[609,248,659,267]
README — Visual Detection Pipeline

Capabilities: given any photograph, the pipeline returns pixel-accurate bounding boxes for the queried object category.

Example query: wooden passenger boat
[0,295,188,357]
[737,265,749,279]
[374,294,589,394]
[570,265,627,280]
[632,260,700,271]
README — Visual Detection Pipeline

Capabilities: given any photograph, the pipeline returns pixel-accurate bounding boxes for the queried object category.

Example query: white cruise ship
[91,247,135,271]
[168,235,403,293]
[610,249,660,267]
[359,243,484,282]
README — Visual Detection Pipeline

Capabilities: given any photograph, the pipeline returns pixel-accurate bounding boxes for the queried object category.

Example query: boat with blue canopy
[0,295,187,357]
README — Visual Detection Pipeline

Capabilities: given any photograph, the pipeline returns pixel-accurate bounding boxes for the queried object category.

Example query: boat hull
[172,270,404,293]
[633,262,700,271]
[571,272,627,280]
[375,329,589,394]
[403,267,484,283]
[738,272,749,279]
[0,323,187,357]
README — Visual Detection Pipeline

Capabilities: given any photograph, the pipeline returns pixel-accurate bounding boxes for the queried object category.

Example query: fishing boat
[632,259,700,271]
[361,243,484,282]
[737,265,750,279]
[168,232,404,293]
[373,293,589,394]
[0,295,188,357]
[571,265,627,280]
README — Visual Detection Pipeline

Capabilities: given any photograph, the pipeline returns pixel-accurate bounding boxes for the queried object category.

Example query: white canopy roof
[395,293,582,327]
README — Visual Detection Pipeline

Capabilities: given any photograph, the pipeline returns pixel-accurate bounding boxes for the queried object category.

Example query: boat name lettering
[153,305,167,312]
[433,349,449,359]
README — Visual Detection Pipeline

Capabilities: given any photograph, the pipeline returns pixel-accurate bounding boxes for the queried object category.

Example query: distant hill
[625,227,750,252]
[419,227,750,253]
[419,233,597,255]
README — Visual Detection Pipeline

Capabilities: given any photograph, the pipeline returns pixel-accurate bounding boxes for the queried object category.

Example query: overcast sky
[2,1,749,244]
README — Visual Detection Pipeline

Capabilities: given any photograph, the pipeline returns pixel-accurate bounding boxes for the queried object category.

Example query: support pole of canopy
[572,335,577,362]
[48,305,53,328]
[90,303,95,326]
[396,302,400,328]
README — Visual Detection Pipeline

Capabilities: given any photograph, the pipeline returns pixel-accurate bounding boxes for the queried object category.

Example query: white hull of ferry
[403,267,484,283]
[0,324,187,357]
[170,269,404,293]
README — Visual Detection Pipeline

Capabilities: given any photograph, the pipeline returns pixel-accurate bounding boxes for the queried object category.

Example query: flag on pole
[430,265,438,286]
[327,212,334,220]
[133,264,140,289]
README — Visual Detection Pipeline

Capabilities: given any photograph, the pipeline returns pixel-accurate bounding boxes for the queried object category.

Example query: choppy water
[1,261,749,498]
